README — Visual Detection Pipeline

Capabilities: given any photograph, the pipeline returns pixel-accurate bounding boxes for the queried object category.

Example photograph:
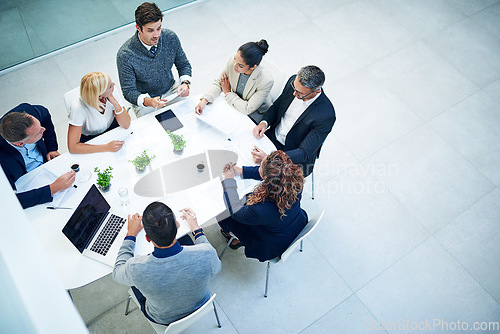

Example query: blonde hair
[80,72,109,111]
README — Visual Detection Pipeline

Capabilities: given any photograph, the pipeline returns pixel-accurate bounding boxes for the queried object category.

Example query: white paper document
[228,128,276,165]
[195,99,246,135]
[14,167,76,207]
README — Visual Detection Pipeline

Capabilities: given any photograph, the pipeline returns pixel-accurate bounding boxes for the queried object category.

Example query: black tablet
[155,109,183,132]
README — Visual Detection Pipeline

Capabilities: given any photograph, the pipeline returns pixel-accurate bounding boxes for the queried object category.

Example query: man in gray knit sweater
[113,202,221,325]
[117,2,192,116]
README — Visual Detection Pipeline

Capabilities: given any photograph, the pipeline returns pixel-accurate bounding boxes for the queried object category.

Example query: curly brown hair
[246,150,304,217]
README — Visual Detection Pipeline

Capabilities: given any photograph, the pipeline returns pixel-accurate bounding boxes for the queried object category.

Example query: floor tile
[436,188,500,304]
[365,125,494,234]
[357,237,500,333]
[446,0,500,16]
[429,91,500,185]
[312,135,360,188]
[266,21,363,81]
[372,0,466,39]
[425,18,500,88]
[288,0,357,19]
[301,295,384,334]
[70,274,130,324]
[210,235,352,334]
[367,41,478,121]
[310,165,429,291]
[483,78,500,104]
[330,69,423,159]
[471,2,500,38]
[313,1,416,66]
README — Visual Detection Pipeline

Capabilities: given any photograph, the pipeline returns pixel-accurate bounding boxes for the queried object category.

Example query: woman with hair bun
[195,39,274,123]
[67,72,131,154]
[219,150,308,262]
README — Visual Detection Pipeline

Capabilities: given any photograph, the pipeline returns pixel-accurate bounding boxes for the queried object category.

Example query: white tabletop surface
[22,96,275,289]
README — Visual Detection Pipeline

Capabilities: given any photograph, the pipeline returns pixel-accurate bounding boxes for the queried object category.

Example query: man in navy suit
[252,65,336,177]
[0,103,75,208]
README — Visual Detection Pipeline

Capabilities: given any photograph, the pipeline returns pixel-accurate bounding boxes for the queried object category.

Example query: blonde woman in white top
[67,72,131,154]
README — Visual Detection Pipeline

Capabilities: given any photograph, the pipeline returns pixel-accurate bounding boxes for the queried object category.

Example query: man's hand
[50,171,76,194]
[177,83,190,97]
[144,96,168,109]
[46,151,60,161]
[251,146,267,165]
[127,213,143,237]
[106,140,124,152]
[220,73,230,94]
[253,122,267,138]
[179,208,200,231]
[194,98,208,115]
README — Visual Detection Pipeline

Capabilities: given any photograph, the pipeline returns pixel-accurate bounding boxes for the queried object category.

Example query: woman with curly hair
[219,150,308,262]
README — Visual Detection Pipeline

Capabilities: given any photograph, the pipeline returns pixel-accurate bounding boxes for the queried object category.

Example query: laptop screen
[62,184,110,253]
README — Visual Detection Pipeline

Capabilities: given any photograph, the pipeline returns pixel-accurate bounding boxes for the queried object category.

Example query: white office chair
[125,289,221,334]
[63,87,80,116]
[220,210,325,297]
[260,58,285,103]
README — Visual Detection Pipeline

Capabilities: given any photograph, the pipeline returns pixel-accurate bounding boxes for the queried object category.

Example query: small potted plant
[129,150,156,174]
[94,166,113,192]
[166,130,186,155]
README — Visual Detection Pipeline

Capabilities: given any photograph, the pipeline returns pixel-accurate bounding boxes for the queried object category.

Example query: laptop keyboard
[90,214,126,256]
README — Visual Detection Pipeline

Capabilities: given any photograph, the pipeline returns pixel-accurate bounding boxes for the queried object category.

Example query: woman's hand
[106,140,124,152]
[220,73,231,94]
[195,98,208,115]
[222,163,236,179]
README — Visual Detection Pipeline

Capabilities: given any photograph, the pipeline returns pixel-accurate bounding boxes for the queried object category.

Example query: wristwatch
[181,80,191,86]
[192,228,203,236]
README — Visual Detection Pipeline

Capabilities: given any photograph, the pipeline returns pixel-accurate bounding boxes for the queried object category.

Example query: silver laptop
[62,184,128,267]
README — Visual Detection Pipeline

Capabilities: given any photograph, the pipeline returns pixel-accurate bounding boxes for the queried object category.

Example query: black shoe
[229,239,244,250]
[220,229,232,241]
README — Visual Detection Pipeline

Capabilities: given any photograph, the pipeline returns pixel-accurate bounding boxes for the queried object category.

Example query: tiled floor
[1,0,500,333]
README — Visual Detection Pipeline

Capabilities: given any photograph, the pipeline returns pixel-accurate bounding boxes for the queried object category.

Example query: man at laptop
[113,202,221,325]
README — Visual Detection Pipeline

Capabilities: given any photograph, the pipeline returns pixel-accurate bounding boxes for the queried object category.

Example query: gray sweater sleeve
[112,239,136,286]
[195,235,221,276]
[221,178,247,216]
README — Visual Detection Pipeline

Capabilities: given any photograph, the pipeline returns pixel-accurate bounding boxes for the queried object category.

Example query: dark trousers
[80,118,119,143]
[131,234,194,325]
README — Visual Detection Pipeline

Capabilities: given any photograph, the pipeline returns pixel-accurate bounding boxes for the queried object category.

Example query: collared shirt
[274,92,321,145]
[136,34,192,107]
[8,141,43,172]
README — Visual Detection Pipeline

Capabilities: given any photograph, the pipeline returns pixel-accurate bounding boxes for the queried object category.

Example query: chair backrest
[260,58,285,103]
[280,210,324,263]
[63,87,80,116]
[163,294,217,334]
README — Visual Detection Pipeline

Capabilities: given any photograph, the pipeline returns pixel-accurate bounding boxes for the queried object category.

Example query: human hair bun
[256,39,269,55]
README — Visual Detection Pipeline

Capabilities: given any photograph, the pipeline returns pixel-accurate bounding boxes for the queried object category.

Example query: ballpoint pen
[181,209,196,220]
[224,162,236,172]
[47,206,73,210]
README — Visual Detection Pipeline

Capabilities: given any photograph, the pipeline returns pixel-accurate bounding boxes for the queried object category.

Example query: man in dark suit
[252,65,336,177]
[0,103,75,208]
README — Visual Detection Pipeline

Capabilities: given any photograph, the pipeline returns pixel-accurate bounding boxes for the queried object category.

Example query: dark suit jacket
[0,103,58,208]
[221,166,308,262]
[262,75,336,176]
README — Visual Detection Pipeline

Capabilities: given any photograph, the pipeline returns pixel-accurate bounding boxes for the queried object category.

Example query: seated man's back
[113,203,221,325]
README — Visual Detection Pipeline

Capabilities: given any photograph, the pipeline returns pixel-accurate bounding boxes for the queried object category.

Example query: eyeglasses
[290,81,315,99]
